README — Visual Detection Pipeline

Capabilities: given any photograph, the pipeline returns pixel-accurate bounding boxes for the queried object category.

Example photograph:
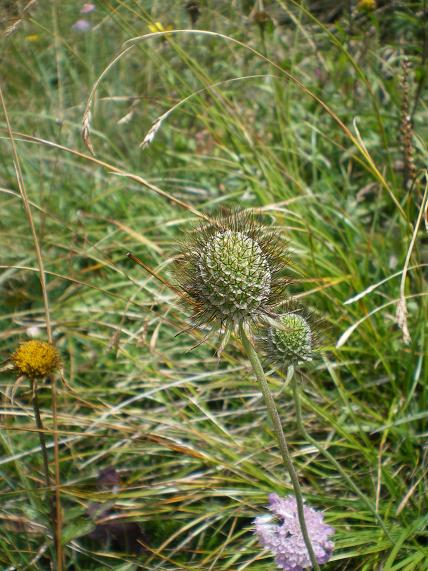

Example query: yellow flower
[357,0,376,11]
[25,34,40,42]
[148,21,173,34]
[11,340,61,379]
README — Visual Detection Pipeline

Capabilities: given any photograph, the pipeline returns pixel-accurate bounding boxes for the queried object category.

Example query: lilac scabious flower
[254,494,334,570]
[72,19,91,32]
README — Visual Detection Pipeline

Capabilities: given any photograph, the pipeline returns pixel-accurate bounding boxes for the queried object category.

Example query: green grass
[0,1,427,569]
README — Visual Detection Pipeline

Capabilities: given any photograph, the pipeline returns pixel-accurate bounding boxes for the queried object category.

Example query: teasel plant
[171,210,324,570]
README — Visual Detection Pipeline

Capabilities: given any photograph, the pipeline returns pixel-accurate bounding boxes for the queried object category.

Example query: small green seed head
[269,313,312,366]
[259,308,324,369]
[175,212,289,330]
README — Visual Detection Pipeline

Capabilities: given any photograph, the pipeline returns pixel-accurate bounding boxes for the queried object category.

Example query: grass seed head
[11,340,61,379]
[175,212,289,331]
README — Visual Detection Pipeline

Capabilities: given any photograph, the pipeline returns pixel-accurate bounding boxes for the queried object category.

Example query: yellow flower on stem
[357,0,376,11]
[11,340,61,379]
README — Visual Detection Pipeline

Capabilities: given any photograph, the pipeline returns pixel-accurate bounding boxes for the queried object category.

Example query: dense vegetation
[0,1,427,569]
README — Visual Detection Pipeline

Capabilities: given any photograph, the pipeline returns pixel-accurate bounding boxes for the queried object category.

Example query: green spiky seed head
[268,313,312,366]
[199,230,271,322]
[175,212,289,330]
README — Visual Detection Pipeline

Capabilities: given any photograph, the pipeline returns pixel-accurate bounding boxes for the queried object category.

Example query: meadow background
[0,1,427,569]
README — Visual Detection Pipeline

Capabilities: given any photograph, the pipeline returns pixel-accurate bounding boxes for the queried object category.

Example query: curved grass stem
[239,325,320,571]
[291,371,392,542]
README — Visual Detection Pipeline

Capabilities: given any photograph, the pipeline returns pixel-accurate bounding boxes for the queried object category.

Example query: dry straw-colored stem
[400,59,417,191]
[0,86,63,570]
[4,129,208,222]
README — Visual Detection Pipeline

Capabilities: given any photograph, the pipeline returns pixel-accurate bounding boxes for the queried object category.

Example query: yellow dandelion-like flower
[11,340,61,379]
[357,0,376,11]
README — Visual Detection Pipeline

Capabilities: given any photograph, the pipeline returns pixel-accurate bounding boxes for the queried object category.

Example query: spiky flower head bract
[11,340,61,379]
[255,494,334,571]
[175,212,289,330]
[260,308,322,368]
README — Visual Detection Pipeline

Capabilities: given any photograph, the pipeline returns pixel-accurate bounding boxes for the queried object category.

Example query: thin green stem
[239,325,320,571]
[291,372,392,542]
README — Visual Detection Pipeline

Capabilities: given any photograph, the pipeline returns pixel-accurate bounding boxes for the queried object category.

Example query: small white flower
[26,325,41,338]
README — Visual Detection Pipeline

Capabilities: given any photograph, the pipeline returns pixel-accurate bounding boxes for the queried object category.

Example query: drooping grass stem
[291,371,392,542]
[239,325,320,571]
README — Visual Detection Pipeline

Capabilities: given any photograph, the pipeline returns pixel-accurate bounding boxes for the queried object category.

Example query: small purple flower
[80,3,96,13]
[72,19,91,32]
[254,494,334,570]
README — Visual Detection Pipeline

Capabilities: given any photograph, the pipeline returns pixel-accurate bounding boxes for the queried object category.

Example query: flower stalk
[10,340,62,567]
[30,379,52,491]
[239,325,320,571]
[291,371,392,541]
[30,378,60,568]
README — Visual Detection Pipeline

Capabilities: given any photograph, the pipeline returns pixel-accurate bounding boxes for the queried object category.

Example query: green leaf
[61,519,96,545]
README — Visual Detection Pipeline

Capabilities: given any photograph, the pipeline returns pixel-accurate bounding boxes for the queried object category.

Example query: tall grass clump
[0,1,427,570]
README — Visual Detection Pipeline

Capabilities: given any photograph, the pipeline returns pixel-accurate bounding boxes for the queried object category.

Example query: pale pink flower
[80,3,96,14]
[255,494,334,570]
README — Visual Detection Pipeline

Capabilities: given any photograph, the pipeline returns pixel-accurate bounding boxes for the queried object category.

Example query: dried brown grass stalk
[0,86,63,570]
[400,59,417,192]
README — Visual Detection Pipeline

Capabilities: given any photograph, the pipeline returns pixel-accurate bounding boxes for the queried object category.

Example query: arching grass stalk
[239,324,320,571]
[290,369,392,542]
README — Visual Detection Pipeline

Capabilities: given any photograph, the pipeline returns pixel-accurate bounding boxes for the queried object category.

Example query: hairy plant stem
[30,379,58,564]
[31,380,51,491]
[239,325,320,571]
[291,371,392,542]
